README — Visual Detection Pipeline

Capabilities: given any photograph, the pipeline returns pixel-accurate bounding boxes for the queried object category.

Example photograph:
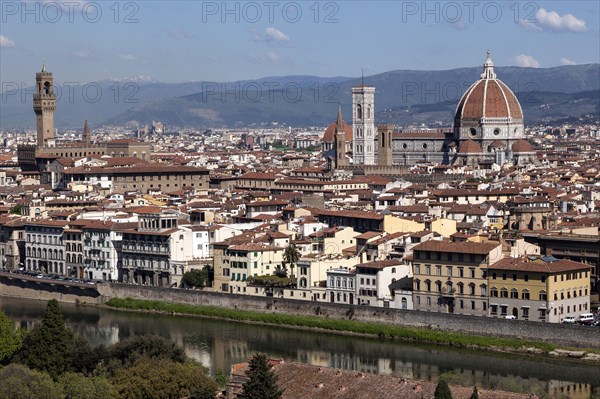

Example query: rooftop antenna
[361,68,364,86]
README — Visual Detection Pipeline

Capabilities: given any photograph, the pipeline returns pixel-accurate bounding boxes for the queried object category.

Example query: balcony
[440,287,456,298]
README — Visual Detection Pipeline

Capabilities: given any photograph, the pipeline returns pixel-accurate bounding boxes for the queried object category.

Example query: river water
[1,297,598,398]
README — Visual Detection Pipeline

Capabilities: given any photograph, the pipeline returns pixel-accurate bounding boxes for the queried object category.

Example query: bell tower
[33,65,56,148]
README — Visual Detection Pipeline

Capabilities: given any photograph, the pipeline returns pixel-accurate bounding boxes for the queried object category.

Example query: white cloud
[559,57,576,66]
[0,35,15,48]
[245,51,288,65]
[527,8,588,32]
[513,54,541,68]
[264,27,290,43]
[74,50,92,59]
[119,53,137,61]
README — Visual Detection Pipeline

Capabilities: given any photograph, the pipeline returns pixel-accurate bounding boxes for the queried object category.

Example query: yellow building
[488,257,591,322]
[412,240,502,316]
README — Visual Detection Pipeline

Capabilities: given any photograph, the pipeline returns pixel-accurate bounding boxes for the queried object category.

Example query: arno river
[1,297,598,398]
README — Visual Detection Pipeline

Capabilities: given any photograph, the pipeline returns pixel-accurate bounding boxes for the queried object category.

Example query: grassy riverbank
[105,297,576,354]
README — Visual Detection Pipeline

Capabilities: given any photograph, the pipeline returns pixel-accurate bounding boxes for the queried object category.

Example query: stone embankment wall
[0,274,102,304]
[98,284,600,349]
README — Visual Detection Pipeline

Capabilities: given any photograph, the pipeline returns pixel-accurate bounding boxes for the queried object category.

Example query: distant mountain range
[1,64,598,130]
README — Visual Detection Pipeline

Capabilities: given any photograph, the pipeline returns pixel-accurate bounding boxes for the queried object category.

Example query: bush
[0,363,63,399]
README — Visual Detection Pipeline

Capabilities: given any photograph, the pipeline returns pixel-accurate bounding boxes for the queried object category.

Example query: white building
[352,85,376,165]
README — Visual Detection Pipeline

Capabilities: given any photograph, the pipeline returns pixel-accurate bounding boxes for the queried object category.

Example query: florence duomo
[324,51,536,169]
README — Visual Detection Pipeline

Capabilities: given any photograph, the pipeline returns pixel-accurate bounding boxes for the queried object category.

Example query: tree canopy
[182,267,210,289]
[0,311,23,365]
[239,353,283,399]
[0,363,63,399]
[112,357,217,399]
[16,299,75,379]
[434,379,453,399]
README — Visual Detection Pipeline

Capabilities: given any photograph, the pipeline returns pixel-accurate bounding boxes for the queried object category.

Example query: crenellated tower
[33,65,56,148]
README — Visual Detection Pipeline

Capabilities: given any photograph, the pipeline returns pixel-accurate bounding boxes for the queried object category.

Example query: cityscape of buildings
[0,53,598,327]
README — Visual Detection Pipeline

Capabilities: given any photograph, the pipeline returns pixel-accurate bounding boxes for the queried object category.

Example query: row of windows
[329,277,354,289]
[414,252,483,263]
[415,280,485,296]
[415,264,479,278]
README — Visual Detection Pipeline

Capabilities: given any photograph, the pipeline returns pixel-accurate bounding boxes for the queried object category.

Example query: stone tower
[377,124,393,166]
[82,119,91,145]
[352,85,375,165]
[33,65,56,148]
[334,106,348,168]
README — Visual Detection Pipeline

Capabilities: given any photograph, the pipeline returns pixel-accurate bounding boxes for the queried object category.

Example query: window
[502,273,506,280]
[414,265,420,274]
[510,289,518,299]
[470,268,475,278]
[469,284,475,296]
[490,287,498,297]
[436,266,442,276]
[522,289,530,300]
[458,283,464,295]
[446,267,452,277]
[426,297,431,306]
[500,288,508,298]
[458,268,464,278]
[539,291,547,301]
[471,301,475,310]
[522,308,529,319]
[512,274,517,281]
[425,265,431,275]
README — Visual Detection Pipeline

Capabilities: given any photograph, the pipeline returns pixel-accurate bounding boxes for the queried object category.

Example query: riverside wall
[1,275,597,349]
[98,283,600,349]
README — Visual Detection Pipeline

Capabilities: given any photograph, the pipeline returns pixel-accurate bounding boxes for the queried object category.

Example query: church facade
[323,52,535,169]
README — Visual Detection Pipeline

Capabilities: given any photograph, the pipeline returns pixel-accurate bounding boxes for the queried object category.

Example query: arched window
[522,289,530,300]
[401,297,407,309]
[357,104,362,120]
[500,288,508,298]
[490,287,498,297]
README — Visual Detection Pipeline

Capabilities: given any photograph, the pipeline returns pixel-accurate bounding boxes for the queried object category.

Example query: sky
[1,0,599,85]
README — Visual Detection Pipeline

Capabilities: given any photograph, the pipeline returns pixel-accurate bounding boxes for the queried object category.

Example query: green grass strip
[104,297,571,353]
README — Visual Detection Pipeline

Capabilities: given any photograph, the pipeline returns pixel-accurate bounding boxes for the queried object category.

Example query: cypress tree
[17,299,74,379]
[239,353,283,399]
[434,379,453,399]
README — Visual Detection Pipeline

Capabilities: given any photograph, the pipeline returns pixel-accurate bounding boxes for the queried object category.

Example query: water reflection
[1,297,598,398]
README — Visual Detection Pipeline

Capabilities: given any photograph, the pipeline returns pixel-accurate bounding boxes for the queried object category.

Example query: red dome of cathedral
[455,51,523,121]
[511,139,534,153]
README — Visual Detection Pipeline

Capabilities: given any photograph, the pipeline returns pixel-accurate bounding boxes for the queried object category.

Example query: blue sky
[1,1,599,84]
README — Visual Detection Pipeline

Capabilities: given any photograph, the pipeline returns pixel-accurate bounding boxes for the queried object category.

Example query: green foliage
[247,274,295,287]
[283,243,301,278]
[239,353,283,399]
[105,297,562,353]
[469,386,479,399]
[215,368,229,388]
[434,379,453,399]
[59,372,115,399]
[0,363,63,399]
[9,204,21,215]
[112,357,217,399]
[17,299,75,379]
[183,267,210,289]
[71,335,108,375]
[0,311,24,365]
[109,334,186,367]
[273,264,289,278]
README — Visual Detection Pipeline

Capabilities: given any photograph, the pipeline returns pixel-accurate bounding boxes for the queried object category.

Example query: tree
[283,243,301,278]
[16,299,75,379]
[239,353,283,399]
[108,334,186,367]
[0,363,63,399]
[469,386,479,399]
[112,357,217,399]
[0,311,24,365]
[182,267,210,289]
[59,372,115,399]
[434,379,453,399]
[9,204,22,215]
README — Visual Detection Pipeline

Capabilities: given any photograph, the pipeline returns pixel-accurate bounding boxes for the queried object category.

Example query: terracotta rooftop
[413,240,500,255]
[489,257,593,273]
[271,362,529,399]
